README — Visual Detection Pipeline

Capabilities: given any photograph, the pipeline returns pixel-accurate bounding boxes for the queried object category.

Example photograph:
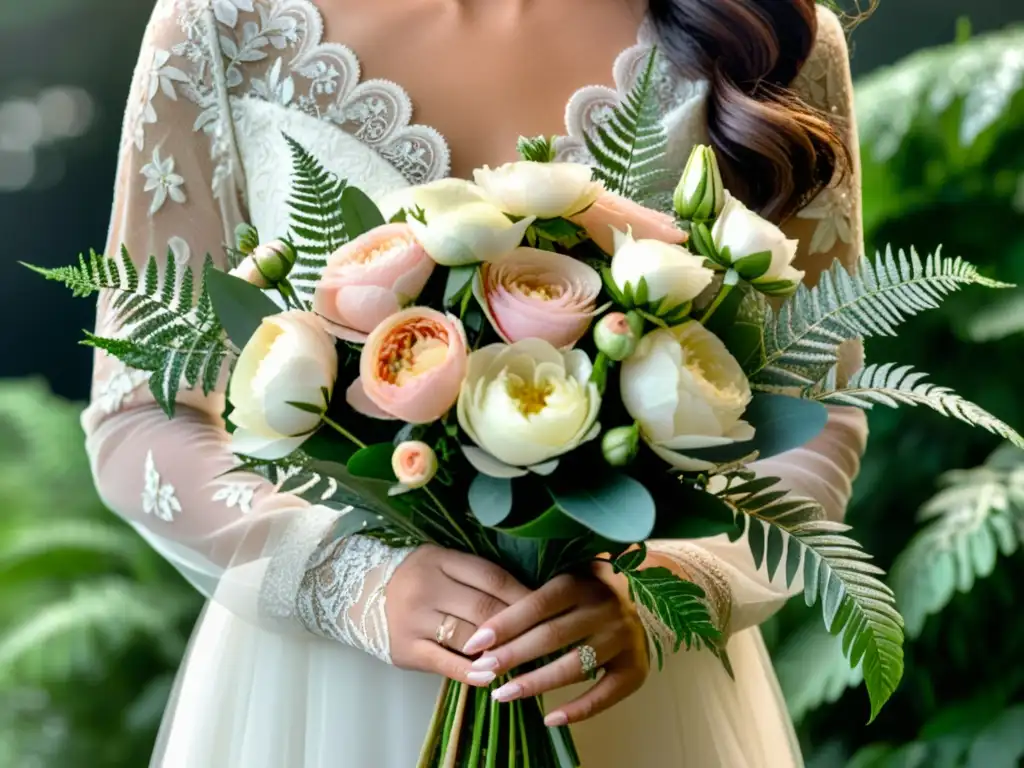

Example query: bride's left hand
[459,565,649,726]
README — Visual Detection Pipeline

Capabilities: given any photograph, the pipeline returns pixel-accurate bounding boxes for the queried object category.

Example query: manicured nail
[467,671,496,685]
[462,628,496,655]
[491,682,523,702]
[544,711,569,727]
[471,655,500,672]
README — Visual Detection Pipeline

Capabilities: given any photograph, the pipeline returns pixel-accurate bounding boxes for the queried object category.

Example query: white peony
[457,339,602,477]
[712,193,805,294]
[473,161,603,219]
[228,311,338,460]
[610,227,715,307]
[620,322,754,471]
[407,201,535,267]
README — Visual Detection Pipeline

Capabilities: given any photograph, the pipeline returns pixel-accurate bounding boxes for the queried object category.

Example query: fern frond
[585,49,671,204]
[752,246,1010,389]
[890,445,1024,636]
[23,247,137,298]
[775,620,864,723]
[814,363,1024,448]
[283,133,347,302]
[718,475,904,721]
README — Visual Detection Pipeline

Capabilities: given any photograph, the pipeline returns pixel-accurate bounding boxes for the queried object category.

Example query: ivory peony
[346,307,468,424]
[474,248,602,349]
[313,223,434,342]
[228,311,338,460]
[712,193,805,294]
[457,339,601,477]
[407,202,534,267]
[610,228,714,307]
[620,322,754,471]
[473,161,603,219]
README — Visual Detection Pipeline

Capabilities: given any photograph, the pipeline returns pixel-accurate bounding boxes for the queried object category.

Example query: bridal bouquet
[31,54,1020,767]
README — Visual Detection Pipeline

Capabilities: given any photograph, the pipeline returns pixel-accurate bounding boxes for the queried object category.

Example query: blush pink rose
[313,223,435,343]
[391,440,438,489]
[346,307,468,424]
[571,191,688,255]
[474,248,602,349]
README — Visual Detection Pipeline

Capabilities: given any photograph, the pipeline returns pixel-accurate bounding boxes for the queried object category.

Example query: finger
[439,550,530,606]
[425,611,478,658]
[488,631,624,703]
[463,574,584,655]
[542,659,645,726]
[415,641,497,687]
[436,582,511,630]
[472,603,613,675]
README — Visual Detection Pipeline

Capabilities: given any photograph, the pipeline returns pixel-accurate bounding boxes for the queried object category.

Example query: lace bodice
[84,0,866,657]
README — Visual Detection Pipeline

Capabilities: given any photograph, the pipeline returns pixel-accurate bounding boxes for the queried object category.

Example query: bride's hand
[459,564,649,726]
[385,545,530,685]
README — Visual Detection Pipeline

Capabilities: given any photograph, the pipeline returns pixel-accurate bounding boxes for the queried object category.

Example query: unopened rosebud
[673,145,725,222]
[229,239,297,288]
[392,440,438,489]
[602,424,640,467]
[593,311,643,362]
[234,223,260,255]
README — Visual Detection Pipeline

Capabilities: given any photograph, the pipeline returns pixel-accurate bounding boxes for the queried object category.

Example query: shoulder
[791,5,853,112]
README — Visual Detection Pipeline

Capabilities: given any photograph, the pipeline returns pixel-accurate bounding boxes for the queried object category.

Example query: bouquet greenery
[28,52,1020,767]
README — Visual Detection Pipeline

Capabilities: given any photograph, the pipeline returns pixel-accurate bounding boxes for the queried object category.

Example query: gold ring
[577,644,599,679]
[435,615,458,648]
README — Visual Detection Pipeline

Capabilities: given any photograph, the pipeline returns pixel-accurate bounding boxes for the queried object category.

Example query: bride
[85,0,869,765]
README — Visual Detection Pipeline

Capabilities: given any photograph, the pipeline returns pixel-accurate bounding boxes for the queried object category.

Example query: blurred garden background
[1,1,1022,766]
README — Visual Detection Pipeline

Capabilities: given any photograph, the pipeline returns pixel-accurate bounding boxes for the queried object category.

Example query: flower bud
[255,239,297,282]
[673,145,725,222]
[593,311,643,362]
[392,440,438,489]
[235,223,260,255]
[602,424,640,467]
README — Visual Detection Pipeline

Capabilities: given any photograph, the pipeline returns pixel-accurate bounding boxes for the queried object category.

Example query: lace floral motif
[142,450,183,522]
[96,365,151,414]
[142,147,187,215]
[296,534,414,664]
[212,481,258,514]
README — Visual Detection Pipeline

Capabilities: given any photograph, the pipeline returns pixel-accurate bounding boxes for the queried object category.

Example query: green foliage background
[1,21,1022,768]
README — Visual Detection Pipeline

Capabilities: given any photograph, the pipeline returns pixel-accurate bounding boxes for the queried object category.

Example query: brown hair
[647,0,851,223]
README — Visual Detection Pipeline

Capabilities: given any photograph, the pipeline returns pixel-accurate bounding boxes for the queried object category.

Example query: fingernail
[544,711,569,727]
[462,628,496,656]
[491,682,523,703]
[467,671,496,685]
[471,655,500,672]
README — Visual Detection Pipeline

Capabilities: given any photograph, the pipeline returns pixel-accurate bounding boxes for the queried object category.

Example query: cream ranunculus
[620,322,754,471]
[407,201,535,267]
[457,339,602,477]
[610,227,715,307]
[711,193,805,295]
[473,161,603,219]
[228,311,338,460]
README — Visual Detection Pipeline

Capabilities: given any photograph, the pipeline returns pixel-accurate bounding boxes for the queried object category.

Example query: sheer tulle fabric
[83,1,866,765]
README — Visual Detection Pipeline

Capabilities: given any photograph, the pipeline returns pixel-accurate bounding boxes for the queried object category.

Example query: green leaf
[516,135,556,163]
[718,473,904,721]
[530,217,586,247]
[346,443,398,482]
[497,505,588,539]
[302,431,358,466]
[732,250,773,281]
[341,185,386,239]
[549,472,656,542]
[775,620,864,724]
[205,267,281,348]
[444,265,477,307]
[650,483,741,540]
[468,474,514,527]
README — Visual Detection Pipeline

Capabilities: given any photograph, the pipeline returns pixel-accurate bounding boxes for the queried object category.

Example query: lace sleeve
[82,0,411,661]
[646,6,868,637]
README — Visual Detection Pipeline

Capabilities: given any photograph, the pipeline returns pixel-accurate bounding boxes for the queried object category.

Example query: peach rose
[571,191,687,255]
[313,223,435,342]
[391,440,438,490]
[346,307,468,424]
[473,248,602,349]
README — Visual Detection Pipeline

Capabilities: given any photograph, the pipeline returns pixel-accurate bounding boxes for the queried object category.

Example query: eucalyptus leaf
[499,505,588,539]
[302,431,358,465]
[346,443,398,482]
[205,268,281,348]
[468,474,514,527]
[549,473,656,542]
[341,186,386,239]
[650,484,740,540]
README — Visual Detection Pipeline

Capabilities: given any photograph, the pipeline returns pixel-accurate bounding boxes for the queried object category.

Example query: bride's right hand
[386,545,530,685]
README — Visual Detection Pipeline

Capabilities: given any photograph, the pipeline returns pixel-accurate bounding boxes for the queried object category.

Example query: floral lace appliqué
[96,366,152,414]
[212,481,258,514]
[142,147,187,215]
[142,450,183,522]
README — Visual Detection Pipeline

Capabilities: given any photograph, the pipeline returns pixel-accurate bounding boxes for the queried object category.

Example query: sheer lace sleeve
[81,0,411,660]
[647,6,868,637]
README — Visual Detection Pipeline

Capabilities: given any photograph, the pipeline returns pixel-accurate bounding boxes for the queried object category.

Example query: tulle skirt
[152,601,802,767]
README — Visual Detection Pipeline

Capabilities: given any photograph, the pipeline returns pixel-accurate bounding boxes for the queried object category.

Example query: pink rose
[571,191,688,255]
[313,223,435,342]
[391,440,438,489]
[346,307,468,424]
[473,248,602,349]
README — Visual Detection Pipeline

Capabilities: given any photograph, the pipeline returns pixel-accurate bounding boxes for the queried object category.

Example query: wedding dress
[83,1,868,765]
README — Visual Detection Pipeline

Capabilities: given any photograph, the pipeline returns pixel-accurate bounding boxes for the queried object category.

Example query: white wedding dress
[83,1,868,765]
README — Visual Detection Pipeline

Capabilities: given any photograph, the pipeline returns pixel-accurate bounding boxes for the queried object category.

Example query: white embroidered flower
[212,482,257,514]
[149,49,189,103]
[797,185,854,254]
[142,147,186,215]
[212,0,254,27]
[251,58,295,106]
[96,366,151,414]
[142,451,182,522]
